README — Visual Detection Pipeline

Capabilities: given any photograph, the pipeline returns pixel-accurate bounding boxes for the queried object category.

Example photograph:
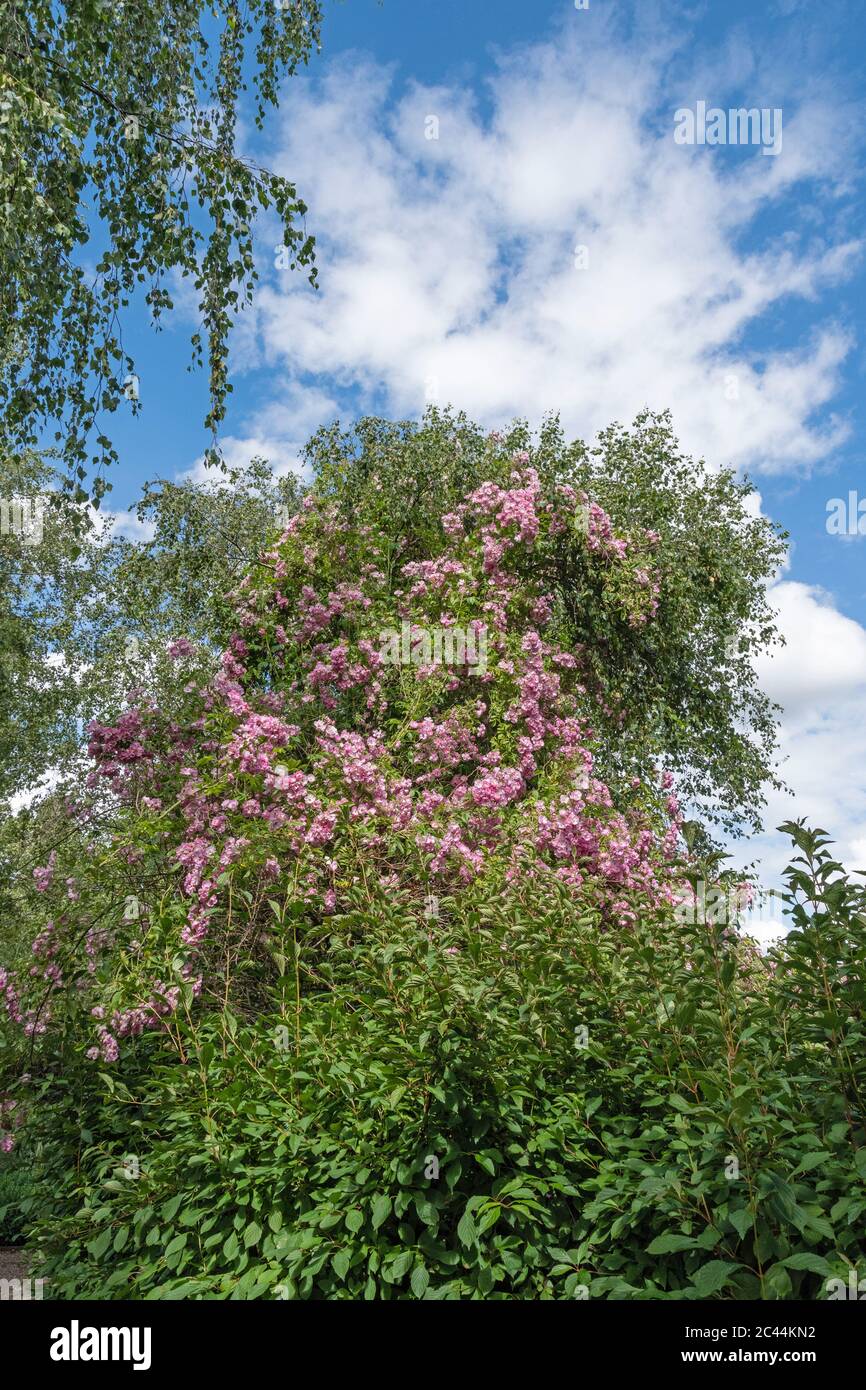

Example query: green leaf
[244,1221,262,1249]
[690,1261,741,1297]
[389,1251,414,1278]
[728,1208,754,1241]
[371,1194,392,1231]
[764,1264,793,1300]
[410,1264,430,1298]
[162,1193,183,1221]
[791,1152,831,1175]
[780,1253,835,1277]
[457,1209,478,1248]
[87,1227,112,1259]
[646,1232,700,1255]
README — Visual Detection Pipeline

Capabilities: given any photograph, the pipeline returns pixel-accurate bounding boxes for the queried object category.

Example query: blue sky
[99,0,866,924]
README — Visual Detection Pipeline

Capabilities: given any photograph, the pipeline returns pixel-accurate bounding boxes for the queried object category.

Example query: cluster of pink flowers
[86,708,151,786]
[294,581,370,642]
[1,964,48,1037]
[307,644,378,710]
[84,967,203,1060]
[470,766,525,808]
[226,712,300,775]
[85,1028,119,1063]
[0,1097,21,1152]
[574,497,661,625]
[33,850,57,893]
[167,637,197,662]
[525,786,679,899]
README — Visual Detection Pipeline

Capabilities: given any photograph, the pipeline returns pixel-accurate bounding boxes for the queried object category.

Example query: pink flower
[470,767,525,809]
[33,852,57,893]
[167,638,196,660]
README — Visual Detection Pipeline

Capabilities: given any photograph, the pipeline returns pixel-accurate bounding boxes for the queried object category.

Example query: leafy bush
[19,825,866,1300]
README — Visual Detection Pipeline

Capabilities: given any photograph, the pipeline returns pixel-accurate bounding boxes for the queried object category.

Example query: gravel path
[0,1245,28,1282]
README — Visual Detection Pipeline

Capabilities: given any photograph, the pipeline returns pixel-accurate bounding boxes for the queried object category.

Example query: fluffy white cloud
[7,769,61,816]
[728,581,866,898]
[755,581,866,713]
[248,26,859,476]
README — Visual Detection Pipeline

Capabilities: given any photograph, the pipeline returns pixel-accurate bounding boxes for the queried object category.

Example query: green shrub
[0,1143,38,1243]
[21,825,866,1299]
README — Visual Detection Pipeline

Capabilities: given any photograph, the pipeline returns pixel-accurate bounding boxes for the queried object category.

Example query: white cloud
[754,581,866,713]
[247,28,859,477]
[87,507,156,544]
[727,581,866,895]
[7,768,61,816]
[740,913,789,952]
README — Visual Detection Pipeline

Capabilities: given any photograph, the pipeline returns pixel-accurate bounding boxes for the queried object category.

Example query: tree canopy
[0,0,322,502]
